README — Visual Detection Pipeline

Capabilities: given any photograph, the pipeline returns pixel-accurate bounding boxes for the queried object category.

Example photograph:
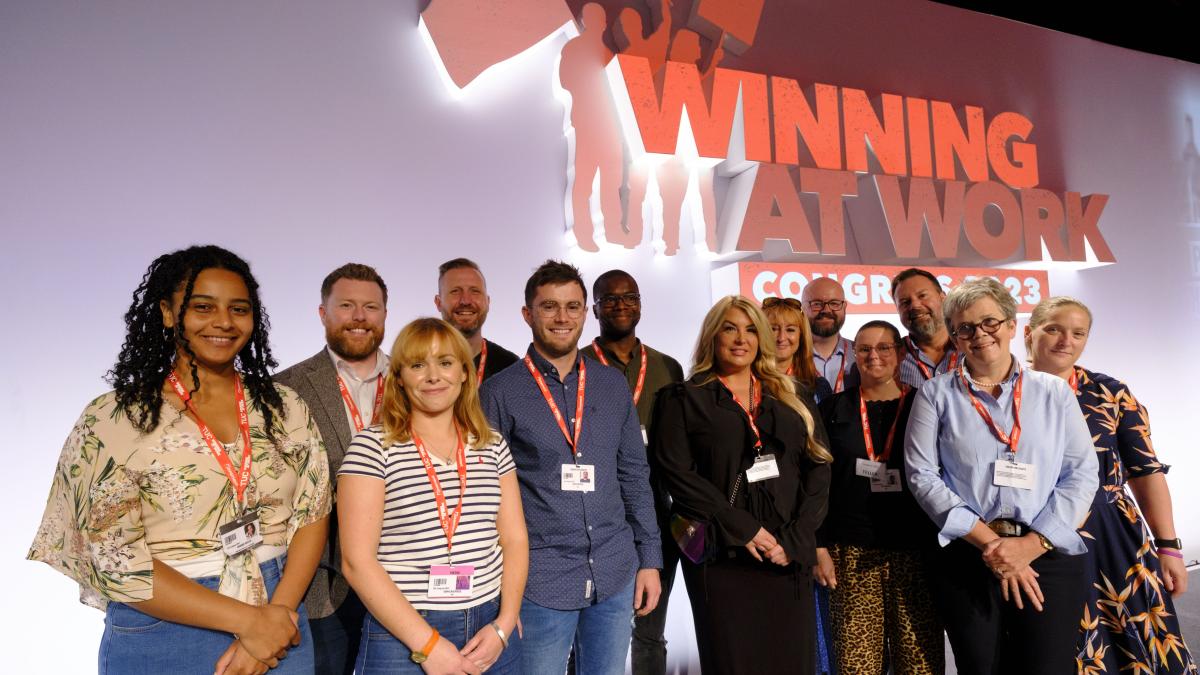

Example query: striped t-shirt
[337,427,516,610]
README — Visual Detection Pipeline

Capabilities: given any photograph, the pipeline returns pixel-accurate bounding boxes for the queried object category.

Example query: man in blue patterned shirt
[481,260,662,674]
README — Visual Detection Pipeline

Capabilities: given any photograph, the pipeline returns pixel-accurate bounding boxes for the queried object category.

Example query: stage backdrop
[3,1,1198,672]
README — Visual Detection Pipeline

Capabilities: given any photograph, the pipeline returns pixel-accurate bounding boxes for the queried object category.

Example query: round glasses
[951,317,1005,341]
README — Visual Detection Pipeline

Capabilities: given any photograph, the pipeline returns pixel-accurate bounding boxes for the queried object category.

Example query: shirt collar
[326,346,389,381]
[525,344,582,381]
[591,336,642,365]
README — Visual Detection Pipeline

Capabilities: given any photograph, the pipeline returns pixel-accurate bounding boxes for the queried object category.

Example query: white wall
[3,1,1198,671]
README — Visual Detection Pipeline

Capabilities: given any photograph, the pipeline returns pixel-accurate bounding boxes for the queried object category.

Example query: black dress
[650,377,831,675]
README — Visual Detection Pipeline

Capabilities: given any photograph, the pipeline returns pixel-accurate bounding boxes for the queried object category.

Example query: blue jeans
[355,596,521,674]
[99,555,313,674]
[520,578,635,675]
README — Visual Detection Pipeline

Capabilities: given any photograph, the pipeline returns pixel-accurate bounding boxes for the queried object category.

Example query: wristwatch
[1154,537,1183,550]
[1034,532,1054,552]
[411,629,441,664]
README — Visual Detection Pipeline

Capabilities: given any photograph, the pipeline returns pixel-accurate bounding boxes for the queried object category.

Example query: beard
[443,304,486,337]
[809,312,844,338]
[905,312,941,341]
[326,322,384,361]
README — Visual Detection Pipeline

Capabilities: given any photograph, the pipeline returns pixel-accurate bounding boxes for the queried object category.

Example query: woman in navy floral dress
[1026,297,1196,675]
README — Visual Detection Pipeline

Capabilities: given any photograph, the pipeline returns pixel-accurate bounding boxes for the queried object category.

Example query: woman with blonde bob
[338,318,527,674]
[650,295,831,675]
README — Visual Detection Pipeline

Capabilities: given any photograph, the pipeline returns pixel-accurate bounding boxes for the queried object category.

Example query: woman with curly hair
[1025,297,1195,675]
[29,245,331,674]
[651,295,831,674]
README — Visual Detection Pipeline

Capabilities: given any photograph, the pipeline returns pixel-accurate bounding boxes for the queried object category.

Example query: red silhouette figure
[559,3,626,251]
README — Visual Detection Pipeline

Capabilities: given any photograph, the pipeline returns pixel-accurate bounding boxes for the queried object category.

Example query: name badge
[219,510,263,557]
[746,454,780,483]
[562,464,596,492]
[855,458,885,478]
[427,564,475,598]
[870,469,903,493]
[641,425,649,446]
[993,459,1035,489]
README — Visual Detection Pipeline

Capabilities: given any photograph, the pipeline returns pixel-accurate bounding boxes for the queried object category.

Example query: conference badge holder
[427,564,476,599]
[219,509,263,557]
[745,454,779,483]
[993,458,1035,489]
[562,464,596,492]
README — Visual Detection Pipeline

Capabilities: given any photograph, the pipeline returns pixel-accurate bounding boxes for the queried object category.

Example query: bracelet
[490,622,509,649]
[1159,548,1184,560]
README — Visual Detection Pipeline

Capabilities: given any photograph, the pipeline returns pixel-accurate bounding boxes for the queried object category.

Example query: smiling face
[769,316,801,365]
[522,281,586,360]
[949,297,1015,373]
[160,267,254,371]
[592,274,641,338]
[320,278,387,361]
[893,275,946,341]
[714,307,759,374]
[398,337,466,417]
[802,277,847,338]
[854,325,900,386]
[1026,305,1091,374]
[436,266,490,338]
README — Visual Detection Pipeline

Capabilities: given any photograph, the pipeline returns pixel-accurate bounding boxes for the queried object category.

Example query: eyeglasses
[951,317,1005,341]
[533,301,585,318]
[597,293,641,308]
[854,343,898,357]
[807,299,846,312]
[762,297,803,309]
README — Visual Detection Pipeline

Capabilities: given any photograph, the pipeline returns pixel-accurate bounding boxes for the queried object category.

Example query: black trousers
[930,539,1087,675]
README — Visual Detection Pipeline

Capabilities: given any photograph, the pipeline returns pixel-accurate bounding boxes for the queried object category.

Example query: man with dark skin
[584,269,683,675]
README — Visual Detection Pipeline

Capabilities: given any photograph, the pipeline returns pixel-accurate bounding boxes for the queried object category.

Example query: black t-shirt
[475,339,519,383]
[816,387,938,550]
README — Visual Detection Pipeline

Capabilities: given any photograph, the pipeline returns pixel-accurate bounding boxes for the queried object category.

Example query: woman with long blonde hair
[650,295,830,674]
[338,318,528,674]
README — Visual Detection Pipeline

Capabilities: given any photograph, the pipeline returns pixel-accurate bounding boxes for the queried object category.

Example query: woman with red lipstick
[29,245,331,675]
[651,295,831,674]
[1026,297,1195,675]
[337,318,527,674]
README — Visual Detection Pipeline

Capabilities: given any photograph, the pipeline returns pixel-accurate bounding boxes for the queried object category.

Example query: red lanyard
[524,356,587,459]
[167,371,253,504]
[860,386,909,462]
[832,338,848,394]
[717,374,763,451]
[337,374,385,433]
[476,340,488,386]
[957,364,1023,455]
[412,429,468,554]
[1068,368,1079,394]
[906,338,958,381]
[591,340,648,405]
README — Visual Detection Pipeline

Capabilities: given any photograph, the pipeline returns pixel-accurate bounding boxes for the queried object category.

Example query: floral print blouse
[28,383,331,609]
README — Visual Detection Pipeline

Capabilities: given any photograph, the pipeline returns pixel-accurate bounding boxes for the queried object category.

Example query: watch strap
[411,628,440,664]
[1154,537,1183,550]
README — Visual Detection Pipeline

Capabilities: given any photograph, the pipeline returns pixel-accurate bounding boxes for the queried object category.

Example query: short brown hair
[890,268,942,296]
[438,258,483,283]
[321,263,388,305]
[524,260,587,306]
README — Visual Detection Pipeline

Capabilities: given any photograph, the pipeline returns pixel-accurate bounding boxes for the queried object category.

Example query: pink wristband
[1159,548,1184,560]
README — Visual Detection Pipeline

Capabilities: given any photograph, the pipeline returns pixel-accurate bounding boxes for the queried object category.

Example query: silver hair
[942,277,1017,327]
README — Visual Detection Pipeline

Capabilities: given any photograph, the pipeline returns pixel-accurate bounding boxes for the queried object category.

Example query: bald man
[801,277,858,402]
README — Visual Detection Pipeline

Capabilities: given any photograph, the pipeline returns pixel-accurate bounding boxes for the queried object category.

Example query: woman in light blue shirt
[904,278,1097,675]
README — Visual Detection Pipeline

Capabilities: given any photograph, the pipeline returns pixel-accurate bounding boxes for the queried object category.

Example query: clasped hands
[745,527,790,566]
[215,603,301,675]
[981,535,1046,612]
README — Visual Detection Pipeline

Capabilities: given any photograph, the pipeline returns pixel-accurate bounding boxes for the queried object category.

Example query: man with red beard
[801,277,858,402]
[434,258,519,383]
[275,263,389,675]
[890,268,958,389]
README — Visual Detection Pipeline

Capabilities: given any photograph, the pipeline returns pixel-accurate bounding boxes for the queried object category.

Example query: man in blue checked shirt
[481,260,662,675]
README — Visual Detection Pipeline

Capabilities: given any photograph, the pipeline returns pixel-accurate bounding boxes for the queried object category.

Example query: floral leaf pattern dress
[28,383,332,609]
[1073,368,1196,675]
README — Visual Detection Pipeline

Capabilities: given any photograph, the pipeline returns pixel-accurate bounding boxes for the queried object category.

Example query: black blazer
[650,376,830,567]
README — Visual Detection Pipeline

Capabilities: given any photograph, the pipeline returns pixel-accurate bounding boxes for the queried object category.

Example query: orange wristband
[420,629,440,655]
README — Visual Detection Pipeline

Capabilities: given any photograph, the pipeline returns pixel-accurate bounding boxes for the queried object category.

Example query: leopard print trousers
[827,543,944,675]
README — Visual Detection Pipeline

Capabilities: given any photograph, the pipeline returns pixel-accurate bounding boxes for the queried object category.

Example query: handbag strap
[728,472,743,506]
